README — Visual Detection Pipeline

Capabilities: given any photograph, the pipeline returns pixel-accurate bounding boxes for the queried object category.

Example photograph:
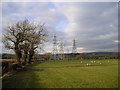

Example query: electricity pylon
[53,35,58,60]
[58,40,64,60]
[72,40,77,53]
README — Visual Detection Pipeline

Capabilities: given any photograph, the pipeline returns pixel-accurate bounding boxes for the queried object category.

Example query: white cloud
[54,2,118,52]
[114,40,120,43]
[2,0,119,2]
[1,2,118,53]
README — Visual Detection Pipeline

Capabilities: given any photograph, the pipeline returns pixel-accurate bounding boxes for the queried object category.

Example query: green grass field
[0,59,16,61]
[2,59,118,88]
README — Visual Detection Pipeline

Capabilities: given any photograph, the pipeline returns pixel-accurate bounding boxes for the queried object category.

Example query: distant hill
[64,52,118,59]
[0,52,118,59]
[86,52,118,54]
[64,52,118,55]
[0,53,15,59]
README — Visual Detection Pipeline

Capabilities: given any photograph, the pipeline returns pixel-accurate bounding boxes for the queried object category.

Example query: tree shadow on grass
[2,64,45,88]
[23,68,44,72]
[2,63,117,88]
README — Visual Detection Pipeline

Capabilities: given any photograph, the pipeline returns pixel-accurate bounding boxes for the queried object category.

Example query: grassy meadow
[2,59,118,88]
[0,59,16,61]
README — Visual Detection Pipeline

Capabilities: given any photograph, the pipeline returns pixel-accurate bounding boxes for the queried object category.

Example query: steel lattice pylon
[58,40,64,60]
[53,35,58,60]
[72,40,77,53]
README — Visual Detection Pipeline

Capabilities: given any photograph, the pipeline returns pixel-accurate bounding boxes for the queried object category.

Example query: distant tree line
[1,52,118,60]
[76,53,118,60]
[1,53,15,59]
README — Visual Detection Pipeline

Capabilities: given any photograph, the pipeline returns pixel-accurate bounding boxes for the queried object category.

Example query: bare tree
[3,20,30,65]
[3,20,47,65]
[20,41,29,64]
[26,23,47,64]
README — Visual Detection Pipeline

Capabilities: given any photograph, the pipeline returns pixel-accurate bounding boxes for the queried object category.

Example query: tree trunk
[28,54,33,64]
[23,51,28,65]
[15,49,22,67]
[28,49,34,64]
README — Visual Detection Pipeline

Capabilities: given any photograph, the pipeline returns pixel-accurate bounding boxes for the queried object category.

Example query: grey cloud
[2,2,66,53]
[54,2,118,52]
[1,2,118,53]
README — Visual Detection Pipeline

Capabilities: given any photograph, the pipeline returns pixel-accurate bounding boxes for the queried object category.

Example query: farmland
[2,59,118,88]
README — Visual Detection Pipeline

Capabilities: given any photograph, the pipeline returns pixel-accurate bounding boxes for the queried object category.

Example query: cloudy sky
[1,1,118,53]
